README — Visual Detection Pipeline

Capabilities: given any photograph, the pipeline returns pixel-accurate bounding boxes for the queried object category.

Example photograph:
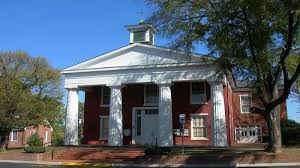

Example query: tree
[0,51,62,151]
[146,0,300,152]
[78,102,84,143]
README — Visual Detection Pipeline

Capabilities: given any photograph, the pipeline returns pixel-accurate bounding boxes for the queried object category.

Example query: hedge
[24,146,46,153]
[281,127,300,146]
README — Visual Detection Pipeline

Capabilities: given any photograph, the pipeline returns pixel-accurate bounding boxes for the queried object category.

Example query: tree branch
[273,11,295,86]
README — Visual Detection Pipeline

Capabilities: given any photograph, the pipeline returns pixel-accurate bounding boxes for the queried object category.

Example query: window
[99,116,109,140]
[134,30,146,42]
[10,130,18,142]
[190,82,206,104]
[144,84,158,105]
[190,114,208,140]
[235,125,261,143]
[240,95,252,113]
[101,86,111,106]
[45,131,48,143]
[136,110,142,136]
[145,109,159,115]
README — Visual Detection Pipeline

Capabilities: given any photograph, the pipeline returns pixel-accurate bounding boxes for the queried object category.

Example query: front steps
[53,146,145,162]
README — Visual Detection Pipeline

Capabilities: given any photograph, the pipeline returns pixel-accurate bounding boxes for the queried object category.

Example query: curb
[1,160,300,167]
[237,162,300,167]
[62,162,300,167]
[0,160,62,165]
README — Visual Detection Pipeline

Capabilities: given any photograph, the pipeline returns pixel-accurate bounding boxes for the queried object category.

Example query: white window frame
[190,82,207,104]
[10,129,18,142]
[235,125,262,143]
[143,84,159,106]
[100,86,110,107]
[45,131,48,143]
[99,115,109,140]
[190,113,209,140]
[240,94,252,113]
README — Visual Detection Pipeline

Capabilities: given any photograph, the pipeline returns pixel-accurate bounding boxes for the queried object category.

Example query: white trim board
[62,43,214,73]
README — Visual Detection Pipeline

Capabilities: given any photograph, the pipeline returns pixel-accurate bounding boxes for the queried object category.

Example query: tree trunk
[272,105,282,153]
[265,85,282,153]
[0,135,8,152]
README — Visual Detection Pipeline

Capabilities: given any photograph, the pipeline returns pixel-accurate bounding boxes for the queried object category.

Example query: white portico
[62,23,228,147]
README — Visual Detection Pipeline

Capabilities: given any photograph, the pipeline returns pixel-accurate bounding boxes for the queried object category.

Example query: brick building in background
[7,125,52,149]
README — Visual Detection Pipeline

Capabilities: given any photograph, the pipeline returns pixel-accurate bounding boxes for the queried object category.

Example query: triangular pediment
[63,43,212,73]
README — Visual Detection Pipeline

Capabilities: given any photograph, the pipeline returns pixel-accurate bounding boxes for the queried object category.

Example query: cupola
[125,21,156,45]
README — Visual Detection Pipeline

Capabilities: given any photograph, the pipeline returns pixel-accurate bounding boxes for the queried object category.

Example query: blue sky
[0,0,299,122]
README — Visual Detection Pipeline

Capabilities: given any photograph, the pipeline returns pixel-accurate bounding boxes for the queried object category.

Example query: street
[1,162,300,168]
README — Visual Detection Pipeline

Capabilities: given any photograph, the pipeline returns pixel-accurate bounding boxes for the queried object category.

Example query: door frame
[131,107,158,145]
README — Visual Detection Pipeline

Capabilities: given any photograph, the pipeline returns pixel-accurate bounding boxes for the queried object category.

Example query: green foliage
[147,0,300,103]
[281,119,300,128]
[24,146,46,153]
[281,127,300,146]
[281,119,300,146]
[147,0,300,151]
[52,126,65,146]
[0,51,63,149]
[24,133,45,153]
[144,146,172,155]
[28,133,43,147]
[78,102,84,144]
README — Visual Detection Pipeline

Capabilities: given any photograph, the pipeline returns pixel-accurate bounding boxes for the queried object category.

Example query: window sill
[190,102,208,105]
[99,138,108,141]
[191,137,209,141]
[100,104,109,108]
[240,112,252,114]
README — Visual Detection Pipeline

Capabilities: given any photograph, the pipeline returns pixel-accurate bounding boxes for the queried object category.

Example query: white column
[108,85,123,146]
[158,83,173,147]
[65,88,79,145]
[210,82,228,147]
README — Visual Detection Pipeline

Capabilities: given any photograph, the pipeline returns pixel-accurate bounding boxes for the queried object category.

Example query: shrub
[24,146,45,153]
[52,127,64,146]
[281,119,300,146]
[28,133,43,146]
[281,127,300,146]
[24,133,45,153]
[144,146,172,155]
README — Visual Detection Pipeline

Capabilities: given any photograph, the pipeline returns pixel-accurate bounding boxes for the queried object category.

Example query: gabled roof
[62,43,214,74]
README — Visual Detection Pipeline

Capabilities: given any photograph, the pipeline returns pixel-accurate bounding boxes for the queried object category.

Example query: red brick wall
[83,84,149,145]
[82,82,287,146]
[230,89,288,144]
[122,84,145,145]
[82,86,108,144]
[7,125,52,149]
[172,82,212,145]
[83,82,214,146]
[226,84,236,146]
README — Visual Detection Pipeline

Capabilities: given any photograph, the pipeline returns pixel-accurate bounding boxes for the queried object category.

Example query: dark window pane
[134,31,145,42]
[102,87,111,105]
[145,84,158,105]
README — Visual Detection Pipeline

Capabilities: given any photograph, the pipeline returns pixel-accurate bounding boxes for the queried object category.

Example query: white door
[132,108,159,145]
[236,126,260,144]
